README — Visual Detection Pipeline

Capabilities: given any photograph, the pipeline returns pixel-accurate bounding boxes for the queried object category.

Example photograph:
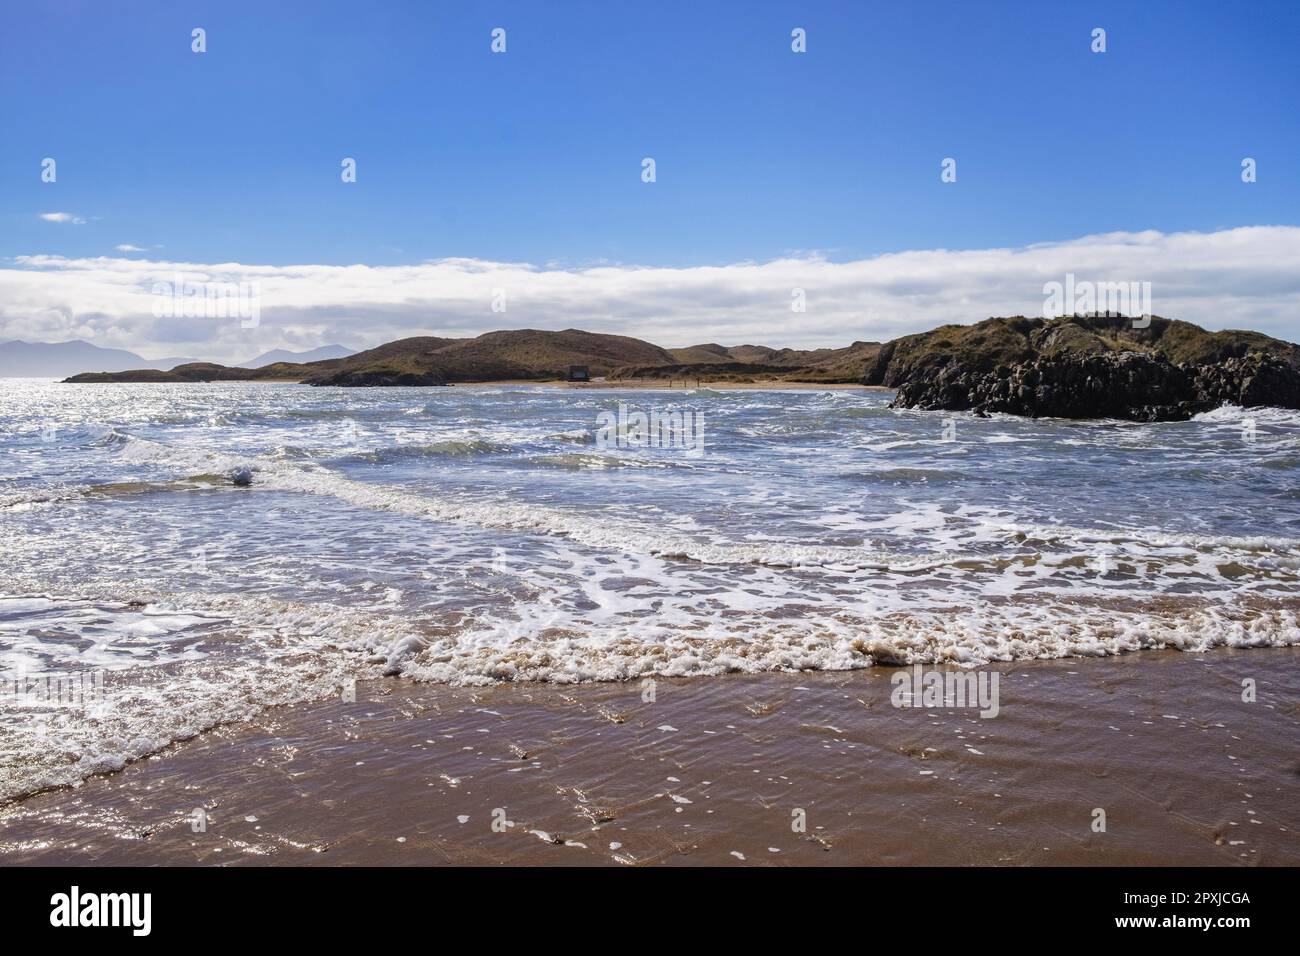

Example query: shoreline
[38,377,892,391]
[3,647,1295,866]
[461,380,892,391]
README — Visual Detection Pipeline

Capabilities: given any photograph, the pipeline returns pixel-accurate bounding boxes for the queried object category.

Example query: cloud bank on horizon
[2,225,1298,365]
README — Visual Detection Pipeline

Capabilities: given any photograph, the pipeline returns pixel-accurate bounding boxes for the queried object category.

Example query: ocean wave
[12,431,940,571]
[382,597,1300,684]
[545,429,595,444]
[528,452,623,470]
[0,484,88,510]
[89,426,131,447]
[1193,404,1300,427]
[528,451,700,470]
[998,521,1300,555]
[256,464,966,569]
[347,438,511,462]
[843,467,960,484]
[19,430,1300,573]
[0,588,421,805]
[3,581,1297,805]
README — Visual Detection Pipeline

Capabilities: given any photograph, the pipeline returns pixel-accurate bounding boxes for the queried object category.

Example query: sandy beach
[3,647,1295,867]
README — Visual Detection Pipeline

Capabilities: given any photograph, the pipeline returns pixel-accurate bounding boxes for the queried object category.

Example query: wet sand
[1,648,1296,866]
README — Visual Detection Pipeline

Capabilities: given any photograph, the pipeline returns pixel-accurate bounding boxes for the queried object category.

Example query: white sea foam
[1193,404,1300,426]
[0,589,421,804]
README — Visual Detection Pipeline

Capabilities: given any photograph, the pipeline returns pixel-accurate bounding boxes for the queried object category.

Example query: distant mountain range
[236,345,355,368]
[0,340,358,378]
[0,340,198,378]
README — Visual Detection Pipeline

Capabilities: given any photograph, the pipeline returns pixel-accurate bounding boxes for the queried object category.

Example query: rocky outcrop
[1194,354,1300,409]
[891,349,1300,421]
[879,315,1300,420]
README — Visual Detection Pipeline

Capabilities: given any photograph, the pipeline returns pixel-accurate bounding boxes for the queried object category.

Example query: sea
[2,380,1298,802]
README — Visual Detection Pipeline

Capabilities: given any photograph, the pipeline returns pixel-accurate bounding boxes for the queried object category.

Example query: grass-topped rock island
[871,314,1300,421]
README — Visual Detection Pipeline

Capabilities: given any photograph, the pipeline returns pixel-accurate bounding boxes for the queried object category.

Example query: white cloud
[115,244,146,253]
[1,226,1297,364]
[40,212,87,225]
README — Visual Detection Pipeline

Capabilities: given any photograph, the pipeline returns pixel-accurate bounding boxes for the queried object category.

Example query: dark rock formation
[1194,354,1300,410]
[892,348,1300,421]
[893,351,1195,421]
[879,315,1300,421]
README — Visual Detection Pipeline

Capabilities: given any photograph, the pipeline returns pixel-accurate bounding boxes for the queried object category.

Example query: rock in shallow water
[890,348,1300,421]
[871,314,1300,421]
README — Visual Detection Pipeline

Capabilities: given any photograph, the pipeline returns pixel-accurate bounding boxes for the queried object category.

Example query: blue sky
[3,0,1297,268]
[2,1,1298,360]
